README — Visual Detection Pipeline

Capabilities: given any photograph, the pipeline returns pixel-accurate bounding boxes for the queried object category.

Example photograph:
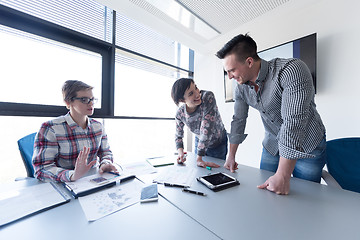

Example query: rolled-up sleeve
[229,86,249,144]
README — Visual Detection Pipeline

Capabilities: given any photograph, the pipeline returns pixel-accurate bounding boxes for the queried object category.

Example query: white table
[3,154,360,240]
[0,178,220,240]
[153,152,360,240]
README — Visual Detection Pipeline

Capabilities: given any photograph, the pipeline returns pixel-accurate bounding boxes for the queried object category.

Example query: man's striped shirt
[230,58,325,160]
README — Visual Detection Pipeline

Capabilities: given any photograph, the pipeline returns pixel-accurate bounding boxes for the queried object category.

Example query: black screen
[202,173,234,185]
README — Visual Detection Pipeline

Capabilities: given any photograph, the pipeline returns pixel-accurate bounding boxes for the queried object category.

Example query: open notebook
[64,172,135,198]
[0,181,71,227]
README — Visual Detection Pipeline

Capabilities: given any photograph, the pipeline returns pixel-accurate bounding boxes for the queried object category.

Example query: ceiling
[165,0,290,36]
[96,0,292,52]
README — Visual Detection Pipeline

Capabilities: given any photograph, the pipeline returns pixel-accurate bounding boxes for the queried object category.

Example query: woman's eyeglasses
[72,97,98,104]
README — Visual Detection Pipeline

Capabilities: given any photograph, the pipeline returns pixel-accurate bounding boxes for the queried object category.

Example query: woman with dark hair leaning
[33,80,118,182]
[171,78,228,168]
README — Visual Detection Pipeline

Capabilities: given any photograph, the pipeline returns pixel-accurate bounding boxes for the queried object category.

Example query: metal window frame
[0,4,194,120]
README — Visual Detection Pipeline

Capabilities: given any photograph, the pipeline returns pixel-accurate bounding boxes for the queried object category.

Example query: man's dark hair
[216,33,260,62]
[171,78,194,106]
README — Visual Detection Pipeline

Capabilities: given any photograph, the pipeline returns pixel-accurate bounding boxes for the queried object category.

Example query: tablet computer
[197,172,239,192]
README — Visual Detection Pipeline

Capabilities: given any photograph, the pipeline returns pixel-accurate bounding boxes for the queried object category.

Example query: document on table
[146,156,175,167]
[153,166,196,187]
[64,171,135,198]
[0,182,70,227]
[78,178,144,222]
[121,161,157,176]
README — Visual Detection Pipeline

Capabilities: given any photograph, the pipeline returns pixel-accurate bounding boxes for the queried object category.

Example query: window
[0,26,102,107]
[114,49,189,118]
[0,0,113,43]
[116,14,177,66]
[0,2,193,117]
[0,1,194,183]
[0,2,113,117]
[0,116,51,183]
[114,13,192,118]
[104,119,182,161]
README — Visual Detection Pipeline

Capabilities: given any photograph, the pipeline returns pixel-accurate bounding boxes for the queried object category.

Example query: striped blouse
[32,112,113,182]
[230,58,325,160]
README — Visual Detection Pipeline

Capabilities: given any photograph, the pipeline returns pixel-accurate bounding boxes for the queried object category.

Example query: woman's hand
[99,162,119,174]
[71,147,96,181]
[177,148,187,164]
[196,155,220,168]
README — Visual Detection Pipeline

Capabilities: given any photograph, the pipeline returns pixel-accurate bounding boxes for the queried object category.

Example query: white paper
[78,179,144,221]
[122,161,157,176]
[153,167,196,187]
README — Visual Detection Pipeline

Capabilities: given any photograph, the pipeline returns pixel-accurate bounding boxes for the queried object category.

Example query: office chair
[17,132,37,178]
[322,137,360,193]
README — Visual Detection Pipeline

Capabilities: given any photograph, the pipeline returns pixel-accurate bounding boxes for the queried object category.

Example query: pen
[182,188,207,196]
[108,171,120,176]
[164,182,190,188]
[64,183,73,193]
[147,156,164,159]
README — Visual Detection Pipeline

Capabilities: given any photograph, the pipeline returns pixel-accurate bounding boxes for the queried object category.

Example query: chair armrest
[321,170,342,189]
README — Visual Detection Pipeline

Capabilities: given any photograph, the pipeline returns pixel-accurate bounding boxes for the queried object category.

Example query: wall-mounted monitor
[224,33,317,102]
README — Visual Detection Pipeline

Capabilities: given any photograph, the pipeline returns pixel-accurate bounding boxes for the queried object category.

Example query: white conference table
[147,152,360,240]
[2,153,360,240]
[0,178,220,240]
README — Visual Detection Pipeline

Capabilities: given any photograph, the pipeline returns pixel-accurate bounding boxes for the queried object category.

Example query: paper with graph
[78,178,143,221]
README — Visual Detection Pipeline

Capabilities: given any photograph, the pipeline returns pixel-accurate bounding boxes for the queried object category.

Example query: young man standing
[216,34,326,195]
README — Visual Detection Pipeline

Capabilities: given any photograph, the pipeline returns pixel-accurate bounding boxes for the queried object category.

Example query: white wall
[194,0,360,168]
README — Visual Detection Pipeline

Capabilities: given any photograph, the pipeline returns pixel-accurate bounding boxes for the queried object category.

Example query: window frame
[0,4,194,119]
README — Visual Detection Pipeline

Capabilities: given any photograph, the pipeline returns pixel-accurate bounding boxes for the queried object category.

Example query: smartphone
[140,184,158,203]
[90,176,109,185]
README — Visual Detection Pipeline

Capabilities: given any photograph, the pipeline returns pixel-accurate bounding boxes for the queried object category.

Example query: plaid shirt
[230,58,325,160]
[33,112,113,182]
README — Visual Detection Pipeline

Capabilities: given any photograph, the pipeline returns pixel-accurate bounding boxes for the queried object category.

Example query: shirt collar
[64,112,90,130]
[255,59,269,86]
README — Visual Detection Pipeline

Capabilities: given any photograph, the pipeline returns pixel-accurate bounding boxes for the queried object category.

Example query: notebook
[64,172,135,198]
[0,182,71,227]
